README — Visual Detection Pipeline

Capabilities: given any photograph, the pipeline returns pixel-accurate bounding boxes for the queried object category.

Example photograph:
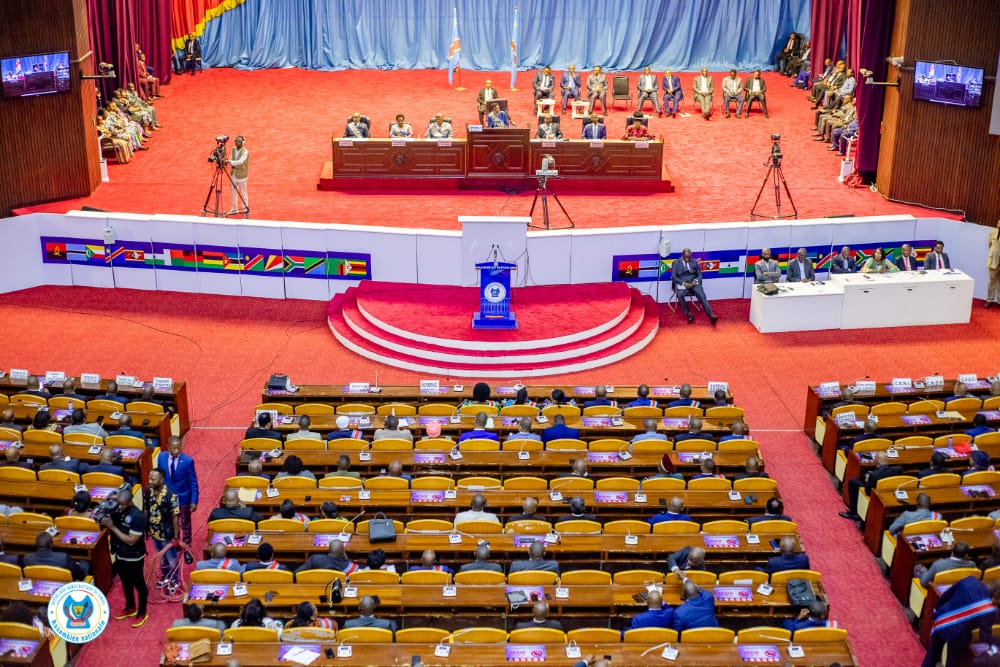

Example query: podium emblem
[484,281,507,303]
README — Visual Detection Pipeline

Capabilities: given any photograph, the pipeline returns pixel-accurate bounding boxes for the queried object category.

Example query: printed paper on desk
[265,487,280,498]
[358,490,371,500]
[442,585,457,597]
[216,642,233,656]
[232,583,247,597]
[152,377,173,392]
[281,645,323,665]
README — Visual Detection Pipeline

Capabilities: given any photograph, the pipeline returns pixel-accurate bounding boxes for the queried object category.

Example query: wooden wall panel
[0,0,100,217]
[876,0,1000,225]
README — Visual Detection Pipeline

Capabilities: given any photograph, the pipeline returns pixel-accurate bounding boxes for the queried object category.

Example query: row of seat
[190,566,822,590]
[833,434,1000,483]
[0,562,81,582]
[830,396,1000,417]
[209,517,796,536]
[227,474,776,493]
[882,516,1000,569]
[855,472,1000,525]
[0,429,145,448]
[256,402,744,420]
[0,513,101,531]
[0,466,127,487]
[0,394,164,413]
[241,437,757,453]
[166,623,846,646]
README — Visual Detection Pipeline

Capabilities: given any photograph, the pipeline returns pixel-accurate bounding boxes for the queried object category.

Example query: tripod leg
[528,187,541,218]
[202,167,223,216]
[775,166,798,218]
[547,188,576,228]
[749,165,774,218]
[541,191,551,230]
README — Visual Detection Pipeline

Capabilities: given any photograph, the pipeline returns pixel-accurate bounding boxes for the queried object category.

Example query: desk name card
[9,369,28,381]
[419,380,440,393]
[80,373,100,385]
[152,377,173,392]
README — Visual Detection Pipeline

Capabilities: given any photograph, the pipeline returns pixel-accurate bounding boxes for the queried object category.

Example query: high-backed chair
[223,627,280,642]
[611,75,632,110]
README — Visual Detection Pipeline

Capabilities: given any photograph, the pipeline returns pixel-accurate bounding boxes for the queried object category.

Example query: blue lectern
[473,260,518,329]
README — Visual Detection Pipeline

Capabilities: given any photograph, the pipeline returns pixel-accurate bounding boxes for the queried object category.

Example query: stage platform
[326,280,659,376]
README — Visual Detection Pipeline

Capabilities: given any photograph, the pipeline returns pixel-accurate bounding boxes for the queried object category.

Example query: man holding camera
[100,487,149,627]
[226,135,249,216]
[144,467,180,594]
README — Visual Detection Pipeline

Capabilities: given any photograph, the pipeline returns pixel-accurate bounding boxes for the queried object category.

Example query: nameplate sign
[589,141,604,148]
[347,382,370,394]
[419,380,440,394]
[958,373,979,383]
[116,375,136,387]
[437,139,452,147]
[925,375,945,386]
[635,141,650,148]
[9,369,28,381]
[391,139,407,147]
[707,381,729,394]
[891,377,912,388]
[854,381,877,392]
[80,373,101,385]
[339,139,353,147]
[153,377,173,392]
[468,125,483,132]
[45,371,66,384]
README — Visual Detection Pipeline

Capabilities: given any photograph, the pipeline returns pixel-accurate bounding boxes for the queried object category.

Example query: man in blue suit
[782,601,833,633]
[542,414,579,443]
[582,113,606,140]
[766,537,810,574]
[629,590,674,630]
[560,65,581,113]
[895,244,918,271]
[158,436,199,561]
[786,248,815,282]
[830,246,856,273]
[662,69,683,117]
[486,103,512,128]
[671,248,717,324]
[673,581,719,632]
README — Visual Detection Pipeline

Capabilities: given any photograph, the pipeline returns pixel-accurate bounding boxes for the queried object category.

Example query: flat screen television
[913,60,983,108]
[1,51,71,98]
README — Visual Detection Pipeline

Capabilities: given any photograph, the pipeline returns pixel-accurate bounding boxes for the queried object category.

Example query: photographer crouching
[99,486,149,627]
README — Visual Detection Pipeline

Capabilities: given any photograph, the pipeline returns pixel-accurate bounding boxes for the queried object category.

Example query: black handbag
[367,512,397,543]
[786,578,817,607]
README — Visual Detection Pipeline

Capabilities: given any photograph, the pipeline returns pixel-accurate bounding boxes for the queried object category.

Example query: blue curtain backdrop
[200,0,810,72]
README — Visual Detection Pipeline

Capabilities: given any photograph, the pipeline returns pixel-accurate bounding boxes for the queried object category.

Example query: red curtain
[137,0,174,85]
[87,0,140,101]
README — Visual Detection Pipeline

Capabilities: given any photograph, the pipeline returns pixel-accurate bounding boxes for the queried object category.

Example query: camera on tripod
[92,482,131,523]
[208,135,229,164]
[769,134,783,166]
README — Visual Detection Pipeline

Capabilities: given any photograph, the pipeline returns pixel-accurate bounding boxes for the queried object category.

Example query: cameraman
[100,486,149,627]
[227,135,249,216]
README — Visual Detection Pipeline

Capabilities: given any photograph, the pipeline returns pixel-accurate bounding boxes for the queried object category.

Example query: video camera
[91,482,132,523]
[208,135,229,164]
[768,134,783,167]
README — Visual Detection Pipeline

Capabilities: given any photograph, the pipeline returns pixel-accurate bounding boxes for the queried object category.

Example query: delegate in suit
[157,436,199,554]
[671,248,717,325]
[476,79,499,124]
[532,66,555,101]
[924,241,951,270]
[662,70,683,117]
[786,248,815,282]
[582,113,606,140]
[754,248,781,284]
[988,222,1000,306]
[636,66,661,115]
[692,68,714,119]
[830,246,857,273]
[743,69,768,117]
[560,65,581,113]
[586,66,608,115]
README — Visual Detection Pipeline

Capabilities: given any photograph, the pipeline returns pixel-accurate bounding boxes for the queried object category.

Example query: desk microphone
[639,641,678,659]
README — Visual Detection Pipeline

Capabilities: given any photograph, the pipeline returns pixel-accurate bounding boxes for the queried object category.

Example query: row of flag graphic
[41,237,370,280]
[446,5,519,89]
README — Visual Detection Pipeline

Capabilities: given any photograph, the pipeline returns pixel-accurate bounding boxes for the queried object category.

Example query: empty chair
[545,438,587,451]
[456,476,503,490]
[503,476,548,491]
[623,627,678,643]
[934,434,971,447]
[418,403,458,416]
[894,435,933,448]
[554,519,602,534]
[614,569,664,586]
[318,476,363,489]
[8,512,53,527]
[335,627,394,643]
[653,520,701,534]
[749,520,797,534]
[567,628,623,643]
[257,518,306,532]
[738,626,791,643]
[680,627,735,643]
[664,406,702,418]
[38,469,81,484]
[507,570,558,586]
[946,397,982,411]
[674,438,718,452]
[623,406,662,418]
[641,477,685,491]
[454,570,505,585]
[686,477,732,491]
[281,626,337,642]
[792,627,848,643]
[54,516,100,532]
[208,518,256,533]
[63,432,102,446]
[719,570,769,586]
[704,406,743,419]
[336,403,376,415]
[166,626,223,642]
[191,569,241,584]
[82,472,125,487]
[10,394,48,407]
[411,476,455,490]
[582,405,621,417]
[370,438,412,451]
[603,520,650,535]
[357,519,405,534]
[588,438,631,452]
[509,627,567,643]
[307,519,354,534]
[447,627,508,643]
[23,565,73,582]
[718,439,759,453]
[376,403,417,416]
[549,477,594,491]
[363,476,409,490]
[908,399,944,414]
[870,402,907,416]
[395,627,450,643]
[405,519,454,533]
[0,562,21,578]
[505,519,552,534]
[325,438,368,451]
[770,569,822,587]
[500,405,540,418]
[240,437,282,452]
[596,477,640,491]
[458,520,503,534]
[559,569,612,586]
[271,476,316,489]
[295,569,347,585]
[293,403,336,415]
[0,468,36,482]
[919,473,961,488]
[733,477,777,493]
[223,627,281,642]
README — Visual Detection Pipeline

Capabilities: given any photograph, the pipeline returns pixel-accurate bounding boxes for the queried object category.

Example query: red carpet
[329,281,659,376]
[3,285,996,665]
[16,68,958,228]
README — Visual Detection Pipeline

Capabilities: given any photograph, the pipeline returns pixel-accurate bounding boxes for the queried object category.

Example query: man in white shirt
[226,135,249,216]
[721,70,743,119]
[692,68,714,119]
[454,494,500,526]
[285,415,321,442]
[477,79,498,125]
[636,66,661,116]
[987,221,1000,307]
[586,66,608,116]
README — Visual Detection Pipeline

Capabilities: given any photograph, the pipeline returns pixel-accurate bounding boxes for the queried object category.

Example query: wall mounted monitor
[913,60,983,108]
[1,51,71,98]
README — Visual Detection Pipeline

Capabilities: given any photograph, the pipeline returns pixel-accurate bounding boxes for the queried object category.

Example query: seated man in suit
[667,384,700,408]
[242,542,290,572]
[688,458,724,483]
[555,496,597,524]
[508,497,543,524]
[581,112,606,139]
[636,66,661,115]
[389,113,413,138]
[924,241,951,270]
[583,385,616,409]
[889,493,942,536]
[967,413,995,439]
[542,414,579,443]
[510,541,560,574]
[672,248,717,324]
[60,378,88,404]
[754,247,781,284]
[285,415,321,443]
[692,68,714,120]
[425,113,452,139]
[532,66,555,101]
[742,69,768,117]
[0,408,21,432]
[733,456,769,480]
[536,114,563,140]
[87,448,135,485]
[667,545,707,576]
[661,69,683,118]
[458,412,499,442]
[373,414,413,442]
[647,497,691,525]
[629,589,674,630]
[673,581,720,632]
[344,113,369,138]
[721,69,743,119]
[586,66,608,115]
[775,32,802,74]
[626,384,656,408]
[766,537,810,574]
[454,494,500,526]
[343,595,397,634]
[560,65,581,113]
[916,452,949,480]
[62,408,109,439]
[196,542,243,573]
[840,451,902,521]
[720,420,750,441]
[675,417,712,445]
[40,444,88,475]
[919,541,977,587]
[296,540,359,575]
[477,79,500,124]
[459,544,504,573]
[113,414,148,444]
[505,417,541,444]
[515,601,563,630]
[408,549,453,575]
[747,497,792,525]
[245,412,281,441]
[786,247,815,282]
[94,381,128,407]
[486,102,512,129]
[208,488,263,524]
[24,531,87,580]
[22,375,51,400]
[326,415,361,441]
[830,246,857,273]
[895,243,918,271]
[632,418,668,443]
[782,600,832,633]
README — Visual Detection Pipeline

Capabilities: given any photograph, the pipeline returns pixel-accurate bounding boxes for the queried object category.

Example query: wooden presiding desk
[184,581,813,626]
[803,378,981,440]
[0,524,112,592]
[238,449,759,480]
[863,481,1000,553]
[203,531,799,571]
[172,641,856,667]
[0,375,190,436]
[237,488,771,523]
[263,383,730,407]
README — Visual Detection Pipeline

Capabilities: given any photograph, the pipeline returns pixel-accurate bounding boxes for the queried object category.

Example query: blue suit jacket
[158,451,199,505]
[542,423,580,443]
[630,605,674,630]
[582,122,606,140]
[766,552,810,574]
[662,75,683,98]
[672,590,719,632]
[830,256,856,273]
